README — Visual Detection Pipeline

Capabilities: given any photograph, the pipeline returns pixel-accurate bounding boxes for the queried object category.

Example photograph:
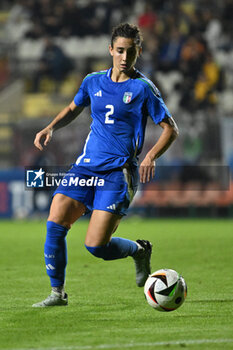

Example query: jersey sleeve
[74,77,90,107]
[146,85,171,124]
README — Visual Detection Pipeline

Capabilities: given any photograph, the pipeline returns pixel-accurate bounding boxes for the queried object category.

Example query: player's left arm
[139,116,179,183]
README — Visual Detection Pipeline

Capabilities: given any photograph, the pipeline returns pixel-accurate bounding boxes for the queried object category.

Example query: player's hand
[34,128,53,151]
[139,156,156,183]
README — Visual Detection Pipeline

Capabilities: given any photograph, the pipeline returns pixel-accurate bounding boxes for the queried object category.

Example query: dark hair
[111,23,143,48]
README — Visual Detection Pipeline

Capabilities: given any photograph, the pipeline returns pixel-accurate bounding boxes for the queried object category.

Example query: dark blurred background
[0,0,232,218]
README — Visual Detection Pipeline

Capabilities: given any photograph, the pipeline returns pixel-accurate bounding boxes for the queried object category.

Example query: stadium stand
[0,0,232,217]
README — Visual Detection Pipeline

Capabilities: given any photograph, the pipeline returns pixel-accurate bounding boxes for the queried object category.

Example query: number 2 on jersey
[105,104,114,124]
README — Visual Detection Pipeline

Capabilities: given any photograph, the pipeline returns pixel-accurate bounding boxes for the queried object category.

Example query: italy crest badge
[123,92,133,104]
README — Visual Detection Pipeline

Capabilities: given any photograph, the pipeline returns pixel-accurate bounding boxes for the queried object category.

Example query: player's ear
[138,47,142,57]
[109,44,114,56]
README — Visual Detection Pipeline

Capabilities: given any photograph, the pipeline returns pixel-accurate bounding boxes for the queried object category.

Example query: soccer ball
[144,269,187,312]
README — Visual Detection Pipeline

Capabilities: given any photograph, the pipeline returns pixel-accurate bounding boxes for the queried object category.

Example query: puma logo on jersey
[94,90,102,97]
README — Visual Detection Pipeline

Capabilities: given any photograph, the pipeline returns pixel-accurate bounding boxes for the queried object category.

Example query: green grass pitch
[0,218,233,350]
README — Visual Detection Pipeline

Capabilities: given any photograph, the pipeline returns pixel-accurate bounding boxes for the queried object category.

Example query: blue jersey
[74,68,171,171]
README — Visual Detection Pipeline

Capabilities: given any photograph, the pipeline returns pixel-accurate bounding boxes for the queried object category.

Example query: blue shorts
[53,163,139,216]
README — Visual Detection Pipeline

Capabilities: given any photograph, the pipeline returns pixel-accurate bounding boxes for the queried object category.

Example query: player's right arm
[34,101,84,151]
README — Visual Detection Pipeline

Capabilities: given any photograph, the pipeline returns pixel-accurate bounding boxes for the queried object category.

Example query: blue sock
[44,221,68,287]
[85,237,138,260]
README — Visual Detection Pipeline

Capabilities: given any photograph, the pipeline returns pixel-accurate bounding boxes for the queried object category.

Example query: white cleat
[133,240,152,287]
[32,291,68,307]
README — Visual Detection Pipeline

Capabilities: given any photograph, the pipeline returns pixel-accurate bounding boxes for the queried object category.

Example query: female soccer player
[32,23,178,307]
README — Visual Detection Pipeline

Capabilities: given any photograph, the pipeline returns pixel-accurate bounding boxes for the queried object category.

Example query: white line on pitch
[3,338,233,350]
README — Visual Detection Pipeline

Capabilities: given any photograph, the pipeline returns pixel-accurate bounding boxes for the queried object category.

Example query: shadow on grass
[188,299,233,303]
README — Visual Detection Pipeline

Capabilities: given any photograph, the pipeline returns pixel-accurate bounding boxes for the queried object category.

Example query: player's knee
[47,216,71,230]
[85,244,110,260]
